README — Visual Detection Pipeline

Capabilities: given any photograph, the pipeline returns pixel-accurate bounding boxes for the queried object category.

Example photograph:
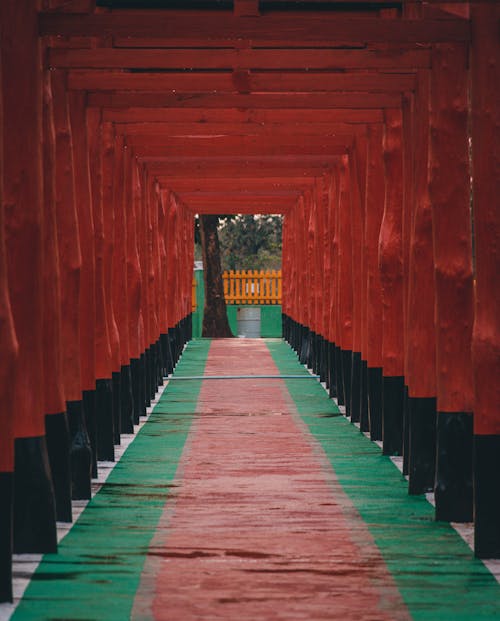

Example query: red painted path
[133,339,409,620]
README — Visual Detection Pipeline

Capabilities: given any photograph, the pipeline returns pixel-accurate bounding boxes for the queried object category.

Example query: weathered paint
[11,340,210,621]
[52,69,83,403]
[1,0,45,440]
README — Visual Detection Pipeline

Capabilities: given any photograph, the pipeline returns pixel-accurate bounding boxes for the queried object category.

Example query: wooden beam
[39,12,470,44]
[48,47,431,70]
[146,158,335,177]
[155,177,317,191]
[67,70,416,93]
[103,107,384,124]
[117,122,366,137]
[127,133,352,149]
[133,141,348,157]
[88,91,401,109]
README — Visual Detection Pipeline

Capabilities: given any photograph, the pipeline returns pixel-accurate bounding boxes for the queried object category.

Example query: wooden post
[349,145,364,423]
[0,38,19,603]
[338,156,354,414]
[365,124,385,441]
[470,3,500,558]
[429,44,474,523]
[128,153,145,420]
[52,70,92,500]
[42,69,72,523]
[379,108,405,456]
[405,72,438,496]
[87,107,112,477]
[1,0,57,555]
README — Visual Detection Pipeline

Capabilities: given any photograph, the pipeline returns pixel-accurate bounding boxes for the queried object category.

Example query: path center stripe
[12,339,211,621]
[149,338,408,621]
[266,339,500,621]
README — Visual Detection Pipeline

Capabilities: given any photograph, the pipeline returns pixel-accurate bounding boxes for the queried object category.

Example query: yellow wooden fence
[223,269,282,305]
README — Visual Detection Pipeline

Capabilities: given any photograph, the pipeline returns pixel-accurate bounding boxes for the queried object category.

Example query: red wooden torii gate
[0,0,498,603]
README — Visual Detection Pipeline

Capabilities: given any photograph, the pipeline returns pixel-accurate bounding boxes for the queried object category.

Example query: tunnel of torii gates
[0,0,499,603]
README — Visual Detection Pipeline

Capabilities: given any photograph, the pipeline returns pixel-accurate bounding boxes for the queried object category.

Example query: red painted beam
[117,122,366,138]
[103,108,384,124]
[48,47,431,71]
[156,177,316,192]
[38,12,471,44]
[146,159,335,178]
[88,91,402,109]
[67,70,416,93]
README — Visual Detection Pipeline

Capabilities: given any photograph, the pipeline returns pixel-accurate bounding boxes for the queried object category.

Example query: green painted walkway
[8,339,500,621]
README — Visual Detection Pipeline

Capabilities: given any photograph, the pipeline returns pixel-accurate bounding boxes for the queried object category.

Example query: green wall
[191,270,282,338]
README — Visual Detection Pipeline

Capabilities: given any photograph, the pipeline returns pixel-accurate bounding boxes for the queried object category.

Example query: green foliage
[194,214,282,270]
[218,214,282,270]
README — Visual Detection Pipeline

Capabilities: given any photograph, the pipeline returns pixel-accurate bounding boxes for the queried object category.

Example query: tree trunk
[200,215,233,338]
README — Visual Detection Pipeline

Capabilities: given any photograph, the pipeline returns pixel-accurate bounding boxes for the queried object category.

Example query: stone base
[45,412,72,522]
[434,411,473,522]
[13,436,57,553]
[382,376,405,456]
[408,397,437,495]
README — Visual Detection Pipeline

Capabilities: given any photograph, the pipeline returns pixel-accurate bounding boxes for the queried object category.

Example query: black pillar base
[474,434,500,558]
[327,341,337,399]
[13,436,57,554]
[112,371,121,444]
[139,353,147,415]
[335,345,345,405]
[144,348,152,407]
[434,411,473,522]
[367,367,383,442]
[95,379,114,463]
[359,360,369,432]
[0,472,13,603]
[82,389,97,478]
[165,330,174,374]
[382,375,405,456]
[66,400,92,499]
[407,397,437,495]
[299,326,311,366]
[168,328,177,368]
[120,365,134,435]
[160,332,172,376]
[45,412,72,523]
[350,352,362,423]
[341,349,352,417]
[402,386,410,476]
[130,357,143,424]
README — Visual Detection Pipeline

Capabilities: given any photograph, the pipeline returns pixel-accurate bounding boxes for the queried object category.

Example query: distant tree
[218,215,282,270]
[199,215,233,338]
[195,214,282,337]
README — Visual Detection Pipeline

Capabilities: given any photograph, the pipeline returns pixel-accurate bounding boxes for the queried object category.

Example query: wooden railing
[223,269,282,305]
[192,275,197,312]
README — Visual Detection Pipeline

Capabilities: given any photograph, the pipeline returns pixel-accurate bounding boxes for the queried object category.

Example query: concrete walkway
[4,339,500,620]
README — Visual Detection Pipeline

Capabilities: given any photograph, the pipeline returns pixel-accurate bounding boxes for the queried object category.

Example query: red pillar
[111,134,133,436]
[52,70,92,499]
[379,108,405,456]
[470,4,500,558]
[429,44,474,523]
[348,144,365,424]
[338,156,354,413]
[87,108,112,476]
[126,150,145,420]
[1,0,57,555]
[42,70,72,523]
[365,124,385,441]
[0,40,19,602]
[405,72,438,496]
